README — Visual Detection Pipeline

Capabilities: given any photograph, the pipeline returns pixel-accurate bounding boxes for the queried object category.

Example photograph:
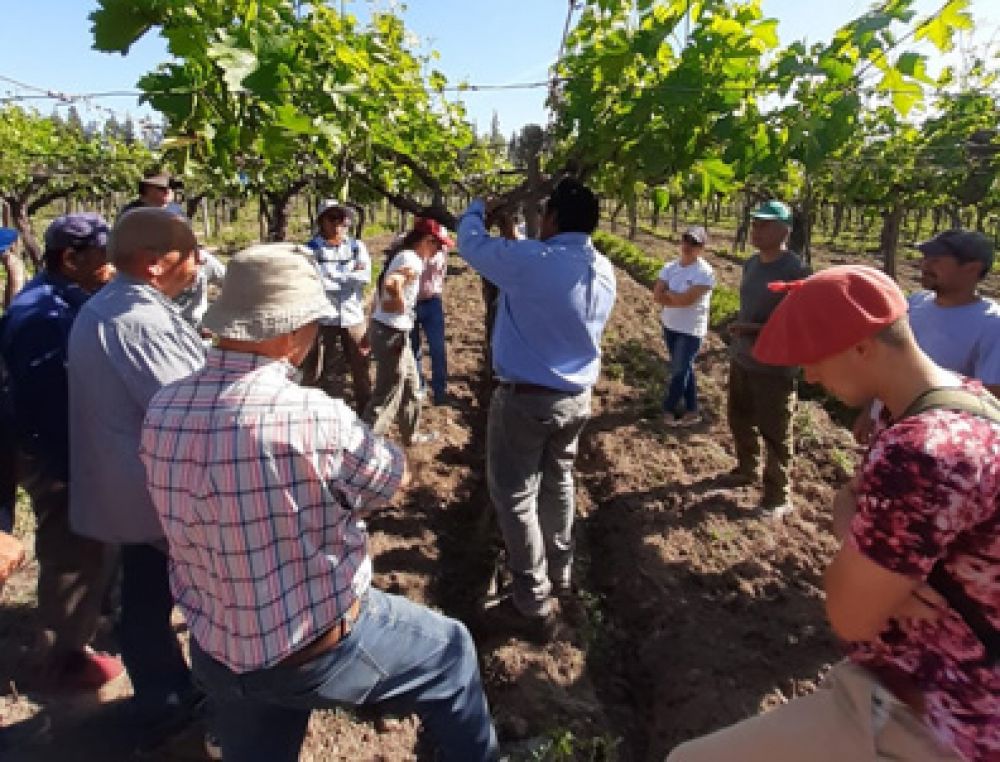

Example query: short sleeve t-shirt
[847,379,1000,762]
[908,292,1000,386]
[372,249,423,332]
[729,251,811,375]
[657,258,716,337]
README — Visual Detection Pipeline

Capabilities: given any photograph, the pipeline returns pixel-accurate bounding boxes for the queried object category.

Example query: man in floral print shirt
[668,265,998,762]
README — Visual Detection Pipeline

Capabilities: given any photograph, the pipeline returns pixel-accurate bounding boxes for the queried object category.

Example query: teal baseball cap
[750,200,793,226]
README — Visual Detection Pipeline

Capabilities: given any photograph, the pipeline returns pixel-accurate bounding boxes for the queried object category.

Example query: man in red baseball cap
[668,265,999,762]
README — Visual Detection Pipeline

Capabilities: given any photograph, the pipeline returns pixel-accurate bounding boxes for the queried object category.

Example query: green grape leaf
[208,41,258,92]
[89,0,160,54]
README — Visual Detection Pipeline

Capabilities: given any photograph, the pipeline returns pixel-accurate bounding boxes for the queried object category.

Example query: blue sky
[1,0,998,137]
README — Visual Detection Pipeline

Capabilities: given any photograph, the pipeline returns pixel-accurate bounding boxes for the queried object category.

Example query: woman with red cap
[363,218,454,445]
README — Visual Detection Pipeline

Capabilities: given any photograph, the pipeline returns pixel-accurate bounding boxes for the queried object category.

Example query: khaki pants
[363,320,422,445]
[19,453,115,658]
[726,362,796,506]
[666,661,962,762]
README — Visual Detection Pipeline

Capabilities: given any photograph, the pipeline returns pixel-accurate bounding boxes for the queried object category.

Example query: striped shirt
[139,348,405,672]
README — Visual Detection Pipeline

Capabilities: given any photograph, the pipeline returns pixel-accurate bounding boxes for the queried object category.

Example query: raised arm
[457,200,532,289]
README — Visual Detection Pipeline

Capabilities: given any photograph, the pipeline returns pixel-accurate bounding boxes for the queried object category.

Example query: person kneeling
[139,244,498,762]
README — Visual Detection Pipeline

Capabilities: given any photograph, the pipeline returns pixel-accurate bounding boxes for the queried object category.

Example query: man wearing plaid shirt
[140,243,497,762]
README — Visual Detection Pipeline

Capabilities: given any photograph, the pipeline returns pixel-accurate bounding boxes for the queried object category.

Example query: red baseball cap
[413,217,454,248]
[752,265,908,366]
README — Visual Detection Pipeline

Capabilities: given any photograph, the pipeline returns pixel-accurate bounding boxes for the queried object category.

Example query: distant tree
[488,110,503,148]
[65,106,84,134]
[104,114,122,139]
[122,114,136,145]
[0,105,151,265]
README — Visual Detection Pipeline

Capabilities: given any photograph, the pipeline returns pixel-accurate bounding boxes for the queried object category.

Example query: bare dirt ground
[1,227,996,761]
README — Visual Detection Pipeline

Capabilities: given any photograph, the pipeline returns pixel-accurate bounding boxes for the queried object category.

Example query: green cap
[750,199,793,226]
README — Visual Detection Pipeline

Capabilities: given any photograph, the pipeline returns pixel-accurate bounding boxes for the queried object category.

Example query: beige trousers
[666,661,962,762]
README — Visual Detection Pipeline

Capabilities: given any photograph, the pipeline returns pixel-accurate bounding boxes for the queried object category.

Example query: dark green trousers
[726,362,796,506]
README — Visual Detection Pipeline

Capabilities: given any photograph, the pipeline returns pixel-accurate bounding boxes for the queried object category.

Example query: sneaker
[480,594,558,643]
[551,580,574,598]
[676,412,702,427]
[759,501,793,519]
[204,731,223,760]
[407,431,439,446]
[55,648,125,691]
[662,414,682,427]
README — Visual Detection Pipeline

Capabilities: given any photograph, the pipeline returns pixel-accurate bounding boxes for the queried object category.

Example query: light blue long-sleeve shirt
[68,274,206,544]
[306,235,371,328]
[457,199,616,392]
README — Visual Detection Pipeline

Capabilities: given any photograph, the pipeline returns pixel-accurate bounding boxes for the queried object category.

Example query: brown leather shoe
[480,595,558,644]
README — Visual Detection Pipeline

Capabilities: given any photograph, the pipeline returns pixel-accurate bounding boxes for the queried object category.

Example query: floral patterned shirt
[848,380,999,761]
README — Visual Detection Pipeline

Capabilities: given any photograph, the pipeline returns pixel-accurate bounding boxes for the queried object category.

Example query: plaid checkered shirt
[139,348,405,672]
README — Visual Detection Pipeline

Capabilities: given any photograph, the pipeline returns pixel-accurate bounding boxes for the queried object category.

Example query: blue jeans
[410,296,448,401]
[119,543,196,717]
[190,589,498,762]
[661,327,702,415]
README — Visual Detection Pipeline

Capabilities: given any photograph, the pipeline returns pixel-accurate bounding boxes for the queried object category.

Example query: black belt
[499,381,569,395]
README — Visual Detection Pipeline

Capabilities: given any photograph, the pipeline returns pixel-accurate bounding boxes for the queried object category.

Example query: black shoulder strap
[898,386,1000,666]
[927,560,1000,666]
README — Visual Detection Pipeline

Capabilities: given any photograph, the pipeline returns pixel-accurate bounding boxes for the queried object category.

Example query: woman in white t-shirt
[653,225,716,426]
[362,218,454,445]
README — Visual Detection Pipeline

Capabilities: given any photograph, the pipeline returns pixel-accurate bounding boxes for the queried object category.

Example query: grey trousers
[486,385,591,616]
[363,319,422,446]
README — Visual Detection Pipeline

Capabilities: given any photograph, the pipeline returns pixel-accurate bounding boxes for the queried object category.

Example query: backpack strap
[927,558,1000,666]
[897,385,1000,666]
[898,386,1000,425]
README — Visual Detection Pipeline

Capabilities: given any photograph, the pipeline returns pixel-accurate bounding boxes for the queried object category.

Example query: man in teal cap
[723,199,810,517]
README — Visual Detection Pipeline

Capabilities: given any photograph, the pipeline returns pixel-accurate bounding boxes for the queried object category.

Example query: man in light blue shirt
[911,229,999,396]
[853,230,999,443]
[457,179,616,639]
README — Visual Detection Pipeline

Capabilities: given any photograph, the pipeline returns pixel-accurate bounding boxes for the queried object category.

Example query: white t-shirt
[657,257,715,337]
[372,249,423,332]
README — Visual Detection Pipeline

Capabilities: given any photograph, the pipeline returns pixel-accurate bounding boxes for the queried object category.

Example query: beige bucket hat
[203,243,334,340]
